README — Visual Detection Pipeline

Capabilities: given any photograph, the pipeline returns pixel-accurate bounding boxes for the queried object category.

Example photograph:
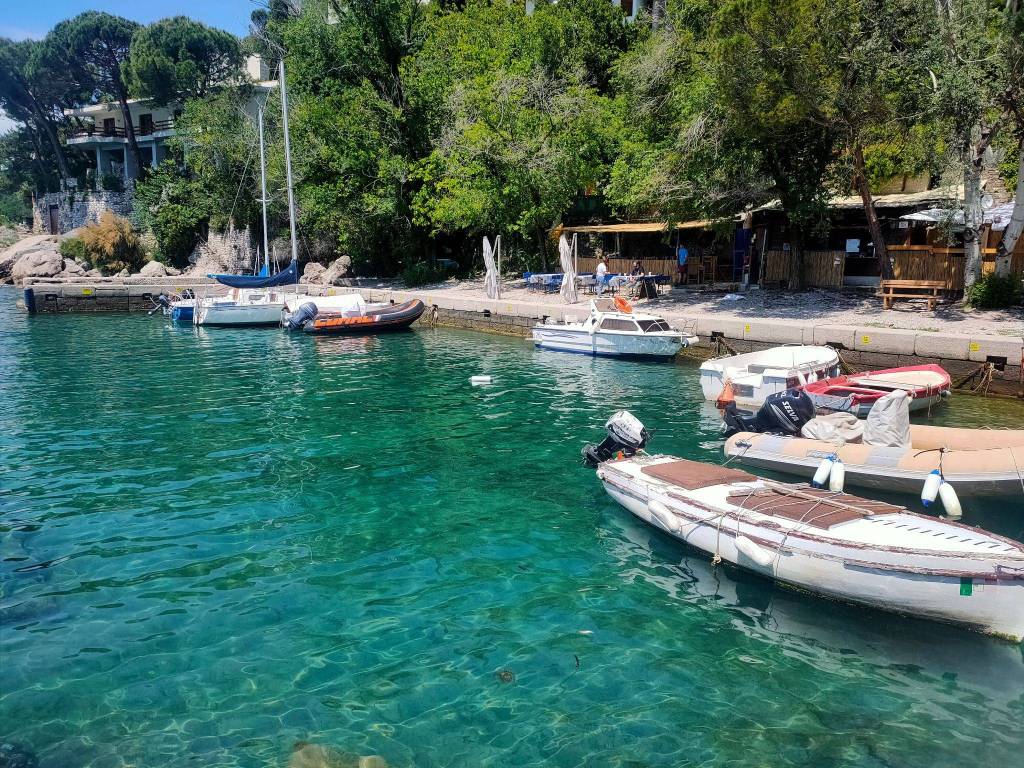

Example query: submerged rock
[288,742,387,768]
[0,741,38,768]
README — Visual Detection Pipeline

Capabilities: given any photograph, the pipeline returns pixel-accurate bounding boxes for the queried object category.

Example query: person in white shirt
[595,257,609,295]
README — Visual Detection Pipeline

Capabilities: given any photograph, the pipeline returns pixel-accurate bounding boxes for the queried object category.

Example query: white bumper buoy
[939,481,962,519]
[812,455,834,488]
[647,499,678,534]
[921,469,941,507]
[470,375,492,385]
[828,457,845,493]
[735,536,775,568]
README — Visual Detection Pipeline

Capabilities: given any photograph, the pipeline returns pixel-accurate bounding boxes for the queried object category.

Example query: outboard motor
[582,410,651,467]
[286,302,320,332]
[722,388,814,437]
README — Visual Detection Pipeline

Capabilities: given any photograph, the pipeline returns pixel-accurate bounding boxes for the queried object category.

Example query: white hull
[598,457,1024,641]
[195,302,285,326]
[533,327,683,358]
[701,345,841,406]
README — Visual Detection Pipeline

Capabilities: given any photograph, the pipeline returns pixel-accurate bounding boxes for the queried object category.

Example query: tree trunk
[114,76,144,180]
[853,144,891,279]
[535,225,548,272]
[962,123,999,293]
[788,226,805,290]
[651,0,668,29]
[996,143,1024,269]
[28,102,71,182]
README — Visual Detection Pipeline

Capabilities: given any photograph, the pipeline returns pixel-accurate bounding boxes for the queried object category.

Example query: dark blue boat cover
[210,259,298,288]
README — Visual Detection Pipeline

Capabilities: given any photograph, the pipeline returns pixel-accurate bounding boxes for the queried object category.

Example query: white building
[61,56,276,182]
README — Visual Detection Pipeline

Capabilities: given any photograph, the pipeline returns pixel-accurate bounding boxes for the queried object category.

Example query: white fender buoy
[470,375,492,385]
[812,455,834,488]
[648,499,678,534]
[939,481,962,519]
[921,469,942,507]
[828,457,845,493]
[735,536,775,568]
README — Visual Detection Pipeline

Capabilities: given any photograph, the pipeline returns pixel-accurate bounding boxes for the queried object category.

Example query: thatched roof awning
[554,219,716,234]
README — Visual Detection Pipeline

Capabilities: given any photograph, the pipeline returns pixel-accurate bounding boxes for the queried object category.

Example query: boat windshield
[599,318,640,332]
[636,319,671,333]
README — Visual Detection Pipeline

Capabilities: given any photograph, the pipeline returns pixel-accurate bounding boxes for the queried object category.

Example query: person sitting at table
[629,260,644,277]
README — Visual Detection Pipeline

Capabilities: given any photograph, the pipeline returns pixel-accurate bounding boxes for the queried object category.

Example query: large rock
[58,259,88,278]
[138,260,168,277]
[10,244,64,285]
[288,743,387,768]
[322,255,352,285]
[303,262,327,284]
[1,234,59,283]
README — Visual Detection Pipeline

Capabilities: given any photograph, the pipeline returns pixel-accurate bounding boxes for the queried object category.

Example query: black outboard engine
[149,293,172,315]
[722,388,814,437]
[286,302,320,332]
[582,410,651,467]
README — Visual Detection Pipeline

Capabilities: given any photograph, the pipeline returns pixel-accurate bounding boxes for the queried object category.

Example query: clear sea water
[1,288,1022,768]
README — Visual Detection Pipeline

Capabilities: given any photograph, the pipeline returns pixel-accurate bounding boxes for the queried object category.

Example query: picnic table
[878,279,947,310]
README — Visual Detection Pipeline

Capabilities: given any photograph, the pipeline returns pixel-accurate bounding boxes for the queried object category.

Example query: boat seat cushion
[728,487,902,529]
[642,459,754,490]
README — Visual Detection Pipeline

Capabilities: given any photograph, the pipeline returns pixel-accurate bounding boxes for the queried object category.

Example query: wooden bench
[878,279,947,310]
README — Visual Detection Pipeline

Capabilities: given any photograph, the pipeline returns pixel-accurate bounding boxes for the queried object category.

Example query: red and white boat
[799,364,951,418]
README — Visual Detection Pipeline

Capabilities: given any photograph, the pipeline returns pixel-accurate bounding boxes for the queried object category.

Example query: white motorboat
[532,298,698,360]
[700,345,840,407]
[193,287,288,327]
[585,412,1024,642]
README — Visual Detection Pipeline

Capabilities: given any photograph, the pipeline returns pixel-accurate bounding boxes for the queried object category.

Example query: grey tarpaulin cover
[863,390,911,447]
[801,413,865,443]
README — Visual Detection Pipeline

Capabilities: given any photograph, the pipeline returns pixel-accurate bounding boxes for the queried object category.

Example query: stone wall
[32,187,136,234]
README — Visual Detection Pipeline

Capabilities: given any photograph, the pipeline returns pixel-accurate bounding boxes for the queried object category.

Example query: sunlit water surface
[1,289,1022,768]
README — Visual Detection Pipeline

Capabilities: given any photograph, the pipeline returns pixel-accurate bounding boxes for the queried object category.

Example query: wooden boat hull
[598,456,1024,641]
[303,299,425,335]
[724,427,1024,497]
[801,364,951,417]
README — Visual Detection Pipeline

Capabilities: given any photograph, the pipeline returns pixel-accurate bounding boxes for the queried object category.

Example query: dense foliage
[77,212,147,272]
[2,0,1023,284]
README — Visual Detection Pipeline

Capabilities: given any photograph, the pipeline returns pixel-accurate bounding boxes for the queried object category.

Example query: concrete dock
[18,276,1024,397]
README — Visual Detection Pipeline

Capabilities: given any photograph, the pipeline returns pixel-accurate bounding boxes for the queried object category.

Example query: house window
[139,113,153,135]
[102,118,116,137]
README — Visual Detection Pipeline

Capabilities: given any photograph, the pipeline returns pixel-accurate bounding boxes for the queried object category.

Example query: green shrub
[79,212,146,273]
[400,261,449,287]
[152,202,206,268]
[966,273,1023,309]
[59,236,89,264]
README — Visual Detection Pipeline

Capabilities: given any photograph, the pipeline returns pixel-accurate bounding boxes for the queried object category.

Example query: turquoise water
[1,289,1022,768]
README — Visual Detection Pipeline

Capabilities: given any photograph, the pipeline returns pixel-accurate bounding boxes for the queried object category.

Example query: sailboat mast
[257,102,270,275]
[279,58,299,266]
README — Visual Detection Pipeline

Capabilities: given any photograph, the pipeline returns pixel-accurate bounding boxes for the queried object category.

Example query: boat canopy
[210,259,298,288]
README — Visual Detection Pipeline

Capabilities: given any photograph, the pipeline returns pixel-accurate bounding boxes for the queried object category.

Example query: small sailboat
[800,364,951,417]
[194,260,297,327]
[585,411,1024,642]
[532,297,697,360]
[700,345,841,407]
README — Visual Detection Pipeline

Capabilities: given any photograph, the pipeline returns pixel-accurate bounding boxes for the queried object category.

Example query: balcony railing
[69,119,175,139]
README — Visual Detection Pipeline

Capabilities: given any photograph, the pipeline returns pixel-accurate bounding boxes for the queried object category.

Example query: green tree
[46,12,146,179]
[127,17,242,106]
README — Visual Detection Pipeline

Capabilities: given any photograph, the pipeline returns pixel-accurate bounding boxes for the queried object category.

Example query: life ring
[613,296,633,314]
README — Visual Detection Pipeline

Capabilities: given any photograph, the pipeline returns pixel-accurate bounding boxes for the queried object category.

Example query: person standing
[676,244,689,285]
[595,256,609,295]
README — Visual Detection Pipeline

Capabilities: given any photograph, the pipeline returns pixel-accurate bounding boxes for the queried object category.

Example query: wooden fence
[575,256,677,276]
[889,246,964,290]
[763,250,846,288]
